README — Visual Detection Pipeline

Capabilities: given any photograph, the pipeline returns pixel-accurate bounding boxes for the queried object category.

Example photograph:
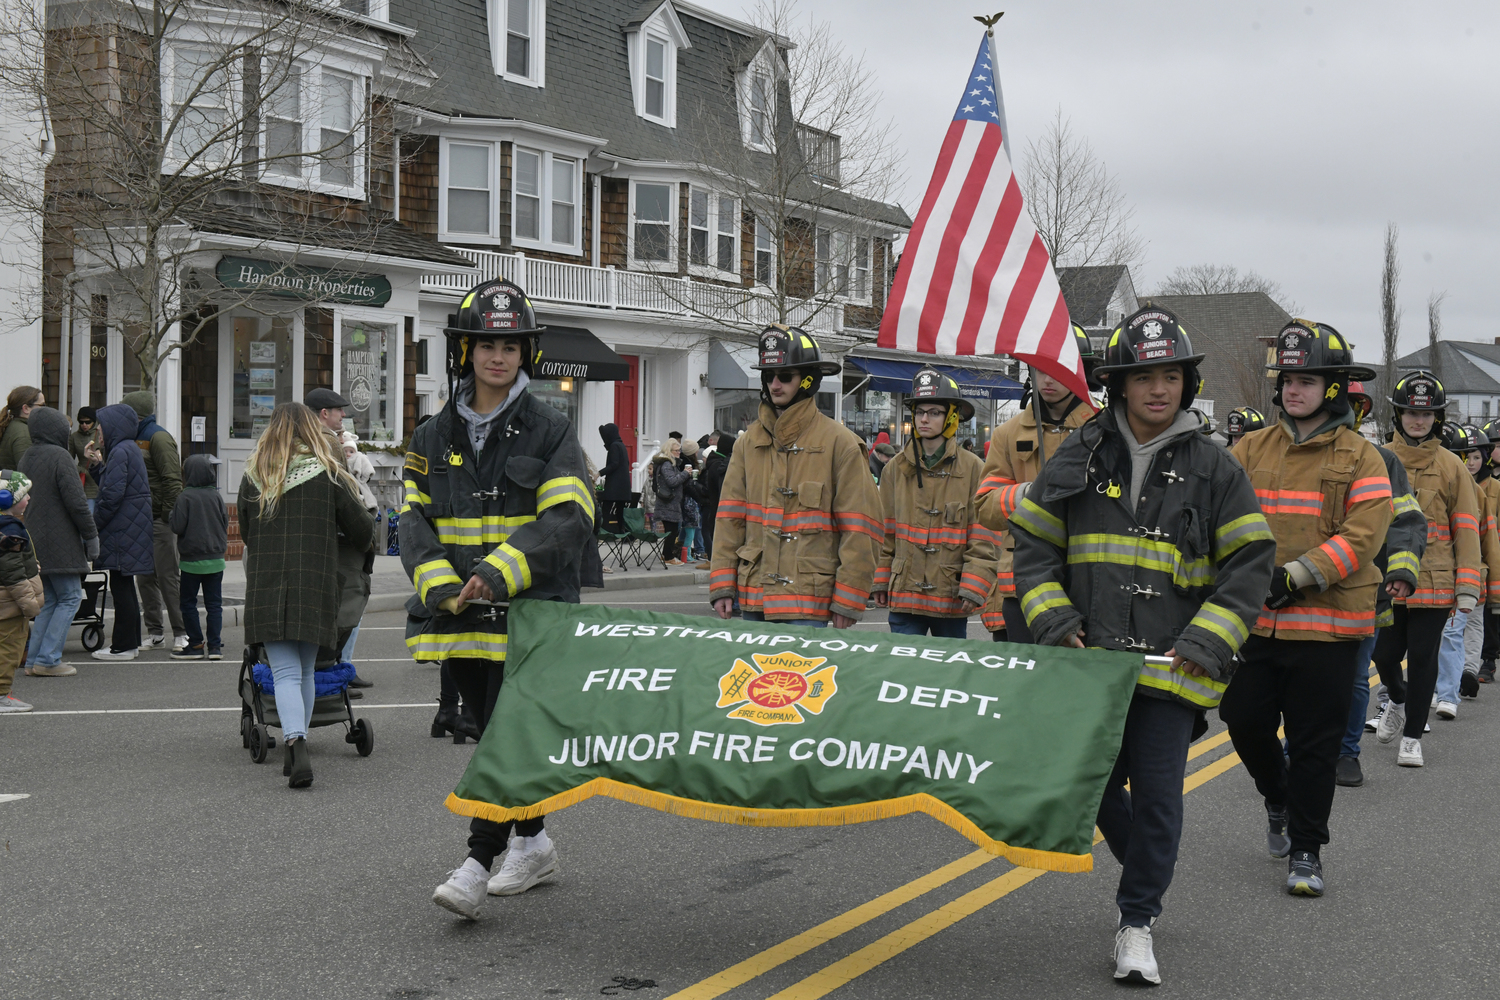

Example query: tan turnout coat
[1382,439,1482,609]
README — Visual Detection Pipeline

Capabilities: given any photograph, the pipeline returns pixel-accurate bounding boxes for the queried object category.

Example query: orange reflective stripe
[1257,605,1376,635]
[1255,488,1324,515]
[981,609,1005,629]
[1318,535,1359,579]
[834,510,885,541]
[1452,512,1480,534]
[890,591,967,615]
[872,567,892,587]
[1428,522,1451,541]
[1407,587,1455,606]
[833,581,868,604]
[976,474,1016,497]
[1345,477,1393,508]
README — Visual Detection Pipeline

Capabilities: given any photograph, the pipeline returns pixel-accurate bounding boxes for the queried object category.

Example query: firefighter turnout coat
[1478,474,1500,607]
[709,397,883,622]
[1373,446,1428,628]
[873,437,999,617]
[974,400,1095,629]
[1010,407,1276,710]
[1230,414,1395,639]
[1380,438,1481,610]
[399,392,595,662]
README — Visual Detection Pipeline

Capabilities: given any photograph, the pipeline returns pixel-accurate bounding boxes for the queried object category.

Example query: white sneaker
[27,664,76,677]
[1375,701,1405,743]
[432,860,489,919]
[1113,924,1161,985]
[1364,703,1387,733]
[1431,693,1439,708]
[488,842,559,896]
[1398,737,1424,767]
[138,634,165,651]
[0,693,33,713]
[1436,700,1458,720]
[92,648,138,661]
[172,635,190,652]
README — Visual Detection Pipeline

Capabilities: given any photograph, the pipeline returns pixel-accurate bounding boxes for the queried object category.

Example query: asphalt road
[2,582,1497,999]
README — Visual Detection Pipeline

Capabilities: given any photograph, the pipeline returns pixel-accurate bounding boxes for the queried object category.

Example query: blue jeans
[1341,632,1379,757]
[680,525,699,559]
[340,623,361,662]
[1436,609,1468,706]
[25,574,83,668]
[887,611,969,638]
[179,571,223,650]
[740,610,827,628]
[266,640,318,741]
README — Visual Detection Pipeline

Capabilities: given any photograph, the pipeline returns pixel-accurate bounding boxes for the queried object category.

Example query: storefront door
[613,353,639,465]
[336,312,402,444]
[217,310,302,495]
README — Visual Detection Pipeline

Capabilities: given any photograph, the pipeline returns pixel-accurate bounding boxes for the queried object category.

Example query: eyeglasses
[769,370,802,384]
[913,407,948,419]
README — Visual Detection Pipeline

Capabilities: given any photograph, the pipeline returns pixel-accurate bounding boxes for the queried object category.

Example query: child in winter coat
[0,472,44,713]
[170,454,228,659]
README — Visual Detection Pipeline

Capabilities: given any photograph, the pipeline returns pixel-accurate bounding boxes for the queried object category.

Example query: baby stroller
[238,644,374,763]
[73,571,109,653]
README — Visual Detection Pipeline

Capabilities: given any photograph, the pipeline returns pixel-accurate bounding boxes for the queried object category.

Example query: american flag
[878,36,1087,401]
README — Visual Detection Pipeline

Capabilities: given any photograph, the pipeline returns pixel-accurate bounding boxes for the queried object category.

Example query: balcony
[422,247,845,334]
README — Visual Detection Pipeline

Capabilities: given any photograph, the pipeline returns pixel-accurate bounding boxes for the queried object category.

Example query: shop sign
[215,256,391,307]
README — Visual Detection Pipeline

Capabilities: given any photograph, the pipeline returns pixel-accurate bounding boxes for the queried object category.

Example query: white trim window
[258,60,367,198]
[630,180,676,268]
[318,69,359,189]
[688,187,737,275]
[490,0,546,86]
[754,219,776,288]
[738,40,780,152]
[512,146,581,253]
[263,64,303,178]
[167,45,234,168]
[445,141,495,237]
[815,229,873,303]
[626,4,688,127]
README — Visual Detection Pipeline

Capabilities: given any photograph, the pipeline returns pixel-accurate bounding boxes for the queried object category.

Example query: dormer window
[490,0,545,87]
[738,39,782,152]
[626,3,689,127]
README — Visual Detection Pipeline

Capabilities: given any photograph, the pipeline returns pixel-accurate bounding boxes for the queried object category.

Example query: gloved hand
[1265,566,1303,610]
[438,595,464,615]
[85,535,100,563]
[1455,593,1477,614]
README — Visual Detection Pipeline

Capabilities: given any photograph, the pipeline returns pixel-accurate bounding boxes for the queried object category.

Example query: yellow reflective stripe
[483,542,532,596]
[1213,512,1274,560]
[413,559,462,604]
[1392,493,1422,517]
[1138,661,1228,708]
[1376,607,1394,628]
[1012,497,1065,547]
[403,478,432,506]
[1066,533,1214,588]
[1188,601,1249,650]
[405,631,508,662]
[1386,549,1420,577]
[433,515,537,546]
[1019,581,1071,626]
[537,476,596,518]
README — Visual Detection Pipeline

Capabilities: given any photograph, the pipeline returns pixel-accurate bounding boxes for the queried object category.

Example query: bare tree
[1427,289,1447,408]
[1020,108,1144,271]
[1154,263,1300,315]
[0,0,417,391]
[644,0,905,341]
[1378,222,1401,429]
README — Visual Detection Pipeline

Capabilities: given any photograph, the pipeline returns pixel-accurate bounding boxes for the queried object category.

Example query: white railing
[424,248,845,333]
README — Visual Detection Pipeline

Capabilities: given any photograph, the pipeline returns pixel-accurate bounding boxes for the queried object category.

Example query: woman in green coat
[238,402,374,788]
[0,386,42,471]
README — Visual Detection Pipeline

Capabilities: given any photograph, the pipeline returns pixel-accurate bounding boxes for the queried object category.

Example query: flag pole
[977,12,1045,464]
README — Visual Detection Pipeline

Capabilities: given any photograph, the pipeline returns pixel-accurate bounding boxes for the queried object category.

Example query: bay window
[170,45,231,165]
[512,146,580,253]
[256,59,366,197]
[447,142,493,235]
[689,187,738,274]
[631,181,674,265]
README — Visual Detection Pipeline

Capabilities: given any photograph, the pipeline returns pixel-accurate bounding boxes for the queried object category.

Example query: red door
[613,354,640,466]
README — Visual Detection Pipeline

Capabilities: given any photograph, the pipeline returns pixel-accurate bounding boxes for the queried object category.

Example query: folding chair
[624,506,667,570]
[597,519,634,571]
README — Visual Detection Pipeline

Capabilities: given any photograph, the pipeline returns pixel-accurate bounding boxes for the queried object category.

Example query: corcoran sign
[215,256,391,307]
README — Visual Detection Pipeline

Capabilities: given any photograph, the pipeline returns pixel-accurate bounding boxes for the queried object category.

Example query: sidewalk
[213,554,708,626]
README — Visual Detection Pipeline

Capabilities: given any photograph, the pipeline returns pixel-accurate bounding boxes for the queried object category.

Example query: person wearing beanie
[70,406,104,506]
[677,438,704,564]
[120,390,187,652]
[0,472,43,713]
[18,405,99,679]
[91,403,155,660]
[169,454,228,660]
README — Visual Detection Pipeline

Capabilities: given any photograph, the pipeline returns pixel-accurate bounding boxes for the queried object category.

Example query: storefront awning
[536,326,631,381]
[844,357,1023,401]
[708,340,760,389]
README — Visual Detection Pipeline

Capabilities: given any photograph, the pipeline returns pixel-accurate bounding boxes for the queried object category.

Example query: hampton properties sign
[215,256,392,307]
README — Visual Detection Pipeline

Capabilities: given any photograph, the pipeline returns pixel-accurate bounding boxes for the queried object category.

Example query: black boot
[283,737,294,777]
[1461,669,1481,699]
[432,701,460,738]
[287,737,313,789]
[454,706,481,745]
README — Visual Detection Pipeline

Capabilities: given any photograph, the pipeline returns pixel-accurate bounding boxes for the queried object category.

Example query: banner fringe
[444,780,1093,874]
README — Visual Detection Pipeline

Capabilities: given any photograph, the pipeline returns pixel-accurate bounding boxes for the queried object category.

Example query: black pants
[1484,610,1499,662]
[659,519,680,562]
[602,500,626,533]
[108,571,141,653]
[701,514,715,563]
[1372,605,1448,738]
[1220,635,1359,856]
[449,656,544,868]
[999,597,1034,644]
[1097,691,1196,926]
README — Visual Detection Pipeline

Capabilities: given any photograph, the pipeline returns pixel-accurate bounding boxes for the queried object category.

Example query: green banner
[215,256,392,306]
[447,602,1143,872]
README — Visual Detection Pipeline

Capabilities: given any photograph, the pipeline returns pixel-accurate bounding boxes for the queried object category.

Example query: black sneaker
[1335,754,1363,787]
[348,672,374,688]
[1266,804,1291,858]
[171,644,205,660]
[1460,669,1480,699]
[1479,661,1496,684]
[1286,851,1324,896]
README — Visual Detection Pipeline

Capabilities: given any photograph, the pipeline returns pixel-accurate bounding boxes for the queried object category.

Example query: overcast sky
[694,0,1499,363]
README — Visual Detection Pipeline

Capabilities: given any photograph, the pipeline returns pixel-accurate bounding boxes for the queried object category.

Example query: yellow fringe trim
[444,779,1093,874]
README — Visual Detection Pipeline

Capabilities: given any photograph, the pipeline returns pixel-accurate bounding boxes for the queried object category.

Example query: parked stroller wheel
[240,710,252,749]
[81,624,104,652]
[248,724,270,764]
[351,718,374,757]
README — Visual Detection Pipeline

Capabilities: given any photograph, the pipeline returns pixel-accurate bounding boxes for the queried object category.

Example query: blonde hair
[244,402,362,517]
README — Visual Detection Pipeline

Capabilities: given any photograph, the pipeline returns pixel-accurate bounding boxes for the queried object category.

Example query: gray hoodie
[1115,408,1204,511]
[18,406,98,576]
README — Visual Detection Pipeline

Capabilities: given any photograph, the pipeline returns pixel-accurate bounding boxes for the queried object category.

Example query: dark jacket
[239,458,375,649]
[400,389,594,663]
[70,425,102,498]
[649,453,690,523]
[170,454,228,564]
[1011,406,1278,710]
[599,423,632,503]
[121,390,183,521]
[0,416,32,473]
[19,406,97,576]
[0,515,42,620]
[1373,445,1427,626]
[92,404,155,576]
[700,438,731,523]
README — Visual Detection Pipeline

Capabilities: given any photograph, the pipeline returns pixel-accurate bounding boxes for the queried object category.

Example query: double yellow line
[664,729,1243,1000]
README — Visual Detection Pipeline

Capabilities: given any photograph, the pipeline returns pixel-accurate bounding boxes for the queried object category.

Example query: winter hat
[121,390,156,419]
[341,431,360,448]
[680,439,700,458]
[0,470,31,509]
[77,406,97,423]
